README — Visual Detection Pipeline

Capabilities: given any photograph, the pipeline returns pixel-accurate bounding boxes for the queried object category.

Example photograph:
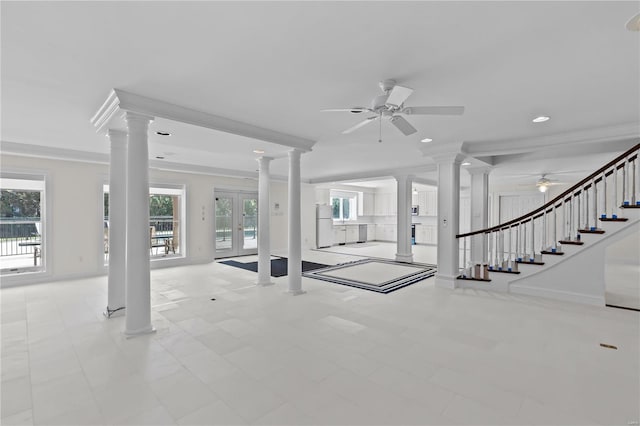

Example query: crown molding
[0,140,290,181]
[1,140,110,164]
[90,89,317,153]
[462,122,639,157]
[308,163,437,184]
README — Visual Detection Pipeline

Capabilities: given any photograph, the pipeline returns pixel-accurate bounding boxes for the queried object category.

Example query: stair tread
[516,260,545,265]
[488,269,521,274]
[558,240,584,245]
[599,217,629,222]
[541,250,565,255]
[457,276,491,282]
[578,228,605,234]
[620,204,640,208]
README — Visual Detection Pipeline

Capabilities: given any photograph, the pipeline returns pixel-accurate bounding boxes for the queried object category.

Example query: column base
[395,253,414,263]
[123,325,156,339]
[434,274,458,289]
[103,306,125,319]
[286,289,307,296]
[256,280,275,287]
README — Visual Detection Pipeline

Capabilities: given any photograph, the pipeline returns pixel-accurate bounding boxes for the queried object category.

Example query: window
[0,175,46,274]
[103,184,185,262]
[330,190,357,221]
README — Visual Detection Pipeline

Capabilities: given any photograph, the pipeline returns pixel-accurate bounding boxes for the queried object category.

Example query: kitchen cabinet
[363,193,375,216]
[424,190,438,216]
[346,226,359,243]
[415,224,437,244]
[376,224,397,242]
[333,226,346,245]
[367,224,376,241]
[374,192,397,216]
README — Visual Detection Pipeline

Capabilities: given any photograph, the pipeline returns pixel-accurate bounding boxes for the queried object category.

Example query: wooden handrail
[457,143,640,238]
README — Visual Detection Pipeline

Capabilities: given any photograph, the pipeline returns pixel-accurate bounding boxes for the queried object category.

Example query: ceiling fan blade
[402,106,465,115]
[321,107,370,112]
[390,115,417,136]
[385,85,413,108]
[342,116,378,134]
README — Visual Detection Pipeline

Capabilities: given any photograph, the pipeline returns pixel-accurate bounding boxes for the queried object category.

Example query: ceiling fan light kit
[322,79,464,142]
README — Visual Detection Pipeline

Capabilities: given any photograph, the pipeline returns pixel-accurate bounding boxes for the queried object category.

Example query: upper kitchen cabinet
[363,193,375,216]
[374,191,397,216]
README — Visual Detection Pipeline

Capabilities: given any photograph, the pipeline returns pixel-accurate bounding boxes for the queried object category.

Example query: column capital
[465,165,493,175]
[288,148,303,156]
[123,111,154,124]
[107,129,127,143]
[393,173,414,182]
[432,152,466,165]
[256,156,275,163]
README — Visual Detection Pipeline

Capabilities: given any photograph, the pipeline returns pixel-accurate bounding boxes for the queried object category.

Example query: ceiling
[1,1,639,189]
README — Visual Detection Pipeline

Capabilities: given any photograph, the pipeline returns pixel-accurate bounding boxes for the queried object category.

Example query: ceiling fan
[322,79,464,141]
[518,174,568,193]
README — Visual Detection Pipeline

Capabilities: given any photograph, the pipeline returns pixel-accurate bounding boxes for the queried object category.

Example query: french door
[214,191,258,258]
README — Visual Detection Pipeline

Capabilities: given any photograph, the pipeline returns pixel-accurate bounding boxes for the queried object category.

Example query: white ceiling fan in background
[322,79,464,142]
[516,173,574,193]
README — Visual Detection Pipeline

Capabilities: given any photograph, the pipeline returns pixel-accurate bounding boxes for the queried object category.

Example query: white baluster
[622,156,628,204]
[602,171,607,219]
[592,177,598,230]
[553,204,557,251]
[613,164,618,218]
[530,218,535,262]
[633,156,638,205]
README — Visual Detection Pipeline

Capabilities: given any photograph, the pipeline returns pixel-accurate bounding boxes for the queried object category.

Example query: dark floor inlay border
[303,258,437,294]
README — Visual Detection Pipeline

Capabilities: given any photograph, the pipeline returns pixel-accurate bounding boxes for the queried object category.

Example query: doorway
[214,191,258,258]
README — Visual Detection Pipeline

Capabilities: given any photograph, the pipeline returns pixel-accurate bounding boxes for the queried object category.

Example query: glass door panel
[241,196,258,252]
[215,191,258,258]
[215,194,234,256]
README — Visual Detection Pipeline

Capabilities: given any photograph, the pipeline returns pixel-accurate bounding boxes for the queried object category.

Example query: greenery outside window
[330,190,357,221]
[103,184,185,262]
[0,175,46,274]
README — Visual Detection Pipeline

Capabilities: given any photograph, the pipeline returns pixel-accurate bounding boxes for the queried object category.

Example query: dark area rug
[220,257,330,277]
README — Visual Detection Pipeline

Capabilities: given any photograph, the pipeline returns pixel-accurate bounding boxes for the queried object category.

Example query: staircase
[456,143,640,306]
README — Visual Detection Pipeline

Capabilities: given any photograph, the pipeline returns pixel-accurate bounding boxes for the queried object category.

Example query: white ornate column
[257,156,274,286]
[467,166,491,264]
[287,149,305,295]
[434,153,465,289]
[105,129,127,318]
[123,112,155,337]
[395,174,414,263]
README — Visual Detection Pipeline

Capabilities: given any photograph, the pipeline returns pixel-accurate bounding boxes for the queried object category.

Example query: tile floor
[1,244,639,425]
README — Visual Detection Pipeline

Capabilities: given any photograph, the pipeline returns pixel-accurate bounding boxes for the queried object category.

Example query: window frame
[102,182,186,265]
[0,172,48,277]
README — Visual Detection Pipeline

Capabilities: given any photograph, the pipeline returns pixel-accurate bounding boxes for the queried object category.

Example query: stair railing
[457,143,639,280]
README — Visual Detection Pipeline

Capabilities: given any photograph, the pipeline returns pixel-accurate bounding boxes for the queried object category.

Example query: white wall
[1,154,305,285]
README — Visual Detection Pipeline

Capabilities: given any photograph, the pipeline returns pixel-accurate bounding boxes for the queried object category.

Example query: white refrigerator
[316,204,333,248]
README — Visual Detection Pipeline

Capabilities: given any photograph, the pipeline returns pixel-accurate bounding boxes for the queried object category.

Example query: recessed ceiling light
[156,131,171,136]
[532,116,550,123]
[421,138,433,143]
[253,149,265,154]
[461,162,471,166]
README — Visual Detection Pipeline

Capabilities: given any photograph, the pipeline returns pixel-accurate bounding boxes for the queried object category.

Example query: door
[215,191,258,258]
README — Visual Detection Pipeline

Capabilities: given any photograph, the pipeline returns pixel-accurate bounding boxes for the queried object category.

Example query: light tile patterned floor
[1,244,639,425]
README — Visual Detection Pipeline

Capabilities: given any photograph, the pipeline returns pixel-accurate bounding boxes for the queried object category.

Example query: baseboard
[510,284,605,306]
